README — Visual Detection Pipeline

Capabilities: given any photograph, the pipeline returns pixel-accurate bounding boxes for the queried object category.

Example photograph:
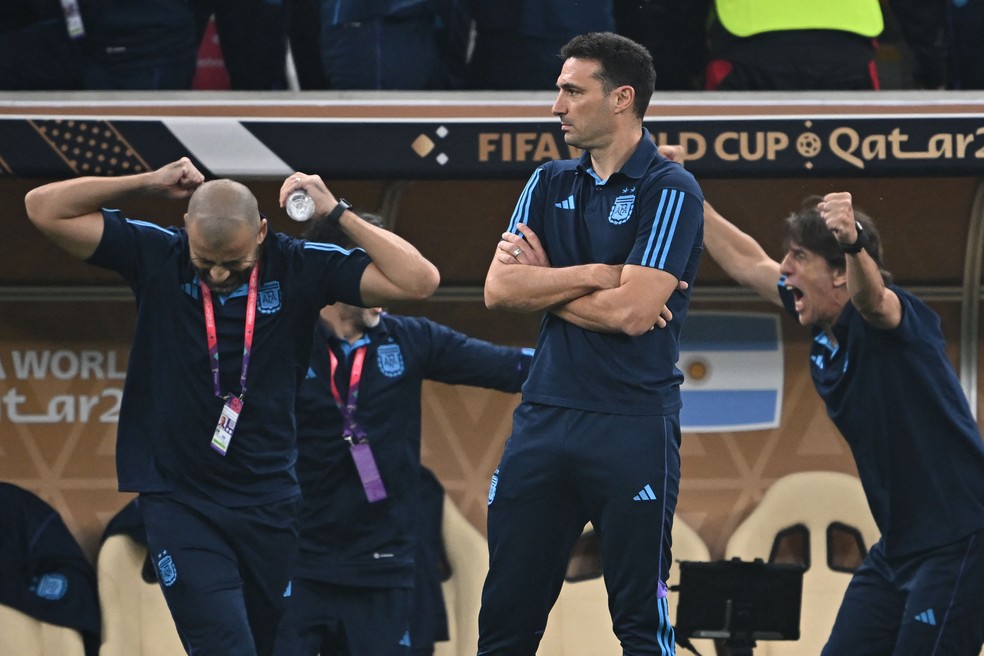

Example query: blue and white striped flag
[678,312,783,432]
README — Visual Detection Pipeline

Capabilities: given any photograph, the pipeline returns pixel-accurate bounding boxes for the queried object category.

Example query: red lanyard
[328,345,367,442]
[200,265,258,400]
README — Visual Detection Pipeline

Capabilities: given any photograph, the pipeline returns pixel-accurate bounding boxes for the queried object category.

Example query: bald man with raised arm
[24,157,439,656]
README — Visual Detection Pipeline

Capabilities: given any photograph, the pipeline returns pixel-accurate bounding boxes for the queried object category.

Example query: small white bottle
[286,190,316,222]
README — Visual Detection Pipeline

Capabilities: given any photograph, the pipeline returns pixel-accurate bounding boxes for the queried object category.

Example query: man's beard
[197,267,252,295]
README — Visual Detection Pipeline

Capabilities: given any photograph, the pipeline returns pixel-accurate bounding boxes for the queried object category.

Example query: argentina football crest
[33,573,68,600]
[377,343,405,378]
[608,189,636,225]
[258,281,282,314]
[157,550,178,587]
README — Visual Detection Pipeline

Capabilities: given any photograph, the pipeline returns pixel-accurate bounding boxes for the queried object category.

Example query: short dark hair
[302,210,386,249]
[784,196,893,285]
[559,32,656,119]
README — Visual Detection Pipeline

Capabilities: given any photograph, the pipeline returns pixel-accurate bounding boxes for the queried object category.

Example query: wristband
[839,221,869,255]
[323,198,352,228]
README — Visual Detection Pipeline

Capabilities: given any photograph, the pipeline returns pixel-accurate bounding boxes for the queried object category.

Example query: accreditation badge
[349,441,388,502]
[210,396,243,456]
[60,0,86,38]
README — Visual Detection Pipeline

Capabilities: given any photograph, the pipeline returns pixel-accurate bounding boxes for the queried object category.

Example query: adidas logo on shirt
[555,195,575,210]
[633,484,658,502]
[914,608,937,626]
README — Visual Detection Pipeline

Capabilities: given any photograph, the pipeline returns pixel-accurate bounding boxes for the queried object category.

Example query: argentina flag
[679,312,783,432]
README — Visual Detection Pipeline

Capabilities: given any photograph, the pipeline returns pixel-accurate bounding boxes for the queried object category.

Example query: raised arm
[25,158,204,260]
[703,200,783,306]
[281,173,440,305]
[819,192,901,329]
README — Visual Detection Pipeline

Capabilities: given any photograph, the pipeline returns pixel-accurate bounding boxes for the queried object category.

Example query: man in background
[273,212,532,656]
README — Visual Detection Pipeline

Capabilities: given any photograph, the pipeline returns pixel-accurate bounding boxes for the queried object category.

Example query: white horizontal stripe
[162,118,294,177]
[679,348,783,391]
[4,91,978,110]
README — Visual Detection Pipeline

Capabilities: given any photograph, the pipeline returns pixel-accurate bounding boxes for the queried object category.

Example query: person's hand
[495,223,551,267]
[658,144,686,165]
[651,280,689,329]
[818,192,856,244]
[152,157,204,199]
[279,172,339,216]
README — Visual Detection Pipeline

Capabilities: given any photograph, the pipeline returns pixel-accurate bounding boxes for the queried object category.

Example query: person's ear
[614,85,634,113]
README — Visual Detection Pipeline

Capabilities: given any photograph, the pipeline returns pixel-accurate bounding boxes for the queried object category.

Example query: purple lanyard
[328,344,387,502]
[328,346,367,442]
[199,265,258,400]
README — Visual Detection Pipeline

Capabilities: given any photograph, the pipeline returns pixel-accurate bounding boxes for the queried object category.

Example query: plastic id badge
[60,0,86,38]
[350,442,388,502]
[211,396,242,456]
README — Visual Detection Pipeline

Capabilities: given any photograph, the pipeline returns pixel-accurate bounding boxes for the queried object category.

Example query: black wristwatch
[839,221,869,255]
[323,198,352,227]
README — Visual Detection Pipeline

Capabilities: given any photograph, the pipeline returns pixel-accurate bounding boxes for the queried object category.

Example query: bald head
[186,179,261,248]
[185,179,267,294]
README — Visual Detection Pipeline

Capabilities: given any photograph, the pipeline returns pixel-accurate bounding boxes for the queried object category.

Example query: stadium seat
[724,471,879,656]
[97,533,184,656]
[0,602,86,656]
[538,517,712,656]
[434,497,488,656]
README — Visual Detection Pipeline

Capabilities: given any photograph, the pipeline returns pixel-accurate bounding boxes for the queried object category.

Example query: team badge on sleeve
[33,573,68,600]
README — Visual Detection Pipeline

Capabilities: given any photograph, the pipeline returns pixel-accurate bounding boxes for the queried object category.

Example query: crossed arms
[484,222,683,337]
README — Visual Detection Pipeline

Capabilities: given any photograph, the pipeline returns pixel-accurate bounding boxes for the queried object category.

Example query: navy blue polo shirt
[780,284,984,558]
[472,0,615,37]
[86,210,370,507]
[507,130,703,416]
[292,314,532,588]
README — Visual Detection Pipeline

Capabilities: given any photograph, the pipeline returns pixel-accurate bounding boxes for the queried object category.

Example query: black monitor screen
[674,559,804,641]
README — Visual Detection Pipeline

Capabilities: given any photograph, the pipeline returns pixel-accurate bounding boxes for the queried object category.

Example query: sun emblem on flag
[683,357,711,385]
